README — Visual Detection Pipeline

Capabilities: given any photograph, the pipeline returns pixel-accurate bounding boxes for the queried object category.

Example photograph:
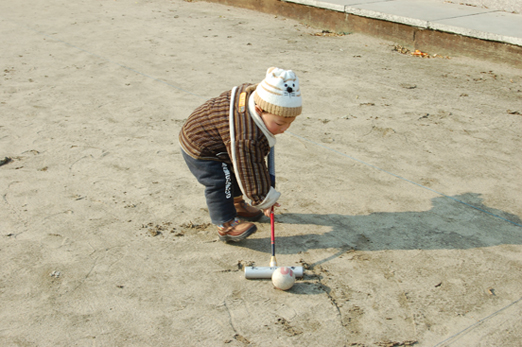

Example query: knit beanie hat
[254,67,302,117]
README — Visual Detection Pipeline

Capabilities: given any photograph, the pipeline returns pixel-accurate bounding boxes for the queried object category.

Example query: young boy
[179,67,302,242]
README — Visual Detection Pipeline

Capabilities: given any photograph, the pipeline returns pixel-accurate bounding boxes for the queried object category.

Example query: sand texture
[1,0,522,346]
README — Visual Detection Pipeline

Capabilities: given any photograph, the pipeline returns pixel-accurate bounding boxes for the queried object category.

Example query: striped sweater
[179,83,276,207]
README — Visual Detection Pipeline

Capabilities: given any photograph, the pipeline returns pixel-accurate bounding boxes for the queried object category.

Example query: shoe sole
[218,224,257,242]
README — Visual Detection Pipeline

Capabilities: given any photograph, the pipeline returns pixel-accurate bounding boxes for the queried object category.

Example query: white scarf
[248,94,276,148]
[229,88,280,209]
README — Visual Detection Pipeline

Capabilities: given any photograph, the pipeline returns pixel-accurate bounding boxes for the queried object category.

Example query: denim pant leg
[231,171,243,199]
[182,151,237,225]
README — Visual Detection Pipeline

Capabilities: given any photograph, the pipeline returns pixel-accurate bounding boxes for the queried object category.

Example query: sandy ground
[1,0,522,346]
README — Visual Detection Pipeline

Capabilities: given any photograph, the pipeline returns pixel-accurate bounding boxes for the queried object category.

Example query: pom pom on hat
[254,67,302,118]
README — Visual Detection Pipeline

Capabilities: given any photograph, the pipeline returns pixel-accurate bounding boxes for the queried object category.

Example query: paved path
[283,0,522,47]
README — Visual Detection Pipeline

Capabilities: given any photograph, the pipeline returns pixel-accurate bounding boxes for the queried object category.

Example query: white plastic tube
[244,266,304,279]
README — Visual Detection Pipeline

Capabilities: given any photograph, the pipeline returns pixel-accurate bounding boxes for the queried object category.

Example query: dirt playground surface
[1,0,521,346]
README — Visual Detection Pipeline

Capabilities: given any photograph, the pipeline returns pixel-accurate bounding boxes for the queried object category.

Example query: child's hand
[263,203,281,218]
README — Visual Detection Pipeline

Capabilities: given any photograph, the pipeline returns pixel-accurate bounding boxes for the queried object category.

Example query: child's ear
[255,105,263,116]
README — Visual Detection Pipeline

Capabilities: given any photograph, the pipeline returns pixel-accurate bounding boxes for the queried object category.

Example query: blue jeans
[182,151,242,225]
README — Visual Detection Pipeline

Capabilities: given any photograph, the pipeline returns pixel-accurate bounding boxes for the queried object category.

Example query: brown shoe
[217,217,257,242]
[234,196,263,221]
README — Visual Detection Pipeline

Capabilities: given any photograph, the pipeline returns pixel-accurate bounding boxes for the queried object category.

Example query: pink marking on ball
[280,267,293,276]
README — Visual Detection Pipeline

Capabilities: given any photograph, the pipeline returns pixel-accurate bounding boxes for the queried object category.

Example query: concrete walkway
[202,0,521,65]
[282,0,522,47]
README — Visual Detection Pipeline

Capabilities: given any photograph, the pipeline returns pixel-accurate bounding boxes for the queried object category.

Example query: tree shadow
[233,193,522,255]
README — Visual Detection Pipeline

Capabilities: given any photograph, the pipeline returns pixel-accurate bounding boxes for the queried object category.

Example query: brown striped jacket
[179,83,272,206]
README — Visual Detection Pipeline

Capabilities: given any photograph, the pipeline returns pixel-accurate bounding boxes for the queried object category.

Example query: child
[179,67,302,242]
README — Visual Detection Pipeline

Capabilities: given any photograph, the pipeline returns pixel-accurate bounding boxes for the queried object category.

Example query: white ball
[271,267,296,290]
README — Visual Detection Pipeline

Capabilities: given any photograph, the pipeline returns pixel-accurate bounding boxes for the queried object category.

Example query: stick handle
[268,148,276,267]
[268,147,275,188]
[270,206,276,266]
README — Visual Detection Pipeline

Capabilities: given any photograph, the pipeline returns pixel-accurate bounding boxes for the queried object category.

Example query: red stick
[270,206,276,266]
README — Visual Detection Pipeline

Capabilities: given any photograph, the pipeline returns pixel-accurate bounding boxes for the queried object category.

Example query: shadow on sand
[232,193,522,256]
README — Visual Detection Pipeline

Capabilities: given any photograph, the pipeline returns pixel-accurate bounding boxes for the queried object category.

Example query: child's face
[256,106,296,135]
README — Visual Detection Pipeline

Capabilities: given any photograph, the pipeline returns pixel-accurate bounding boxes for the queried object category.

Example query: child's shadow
[233,193,522,255]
